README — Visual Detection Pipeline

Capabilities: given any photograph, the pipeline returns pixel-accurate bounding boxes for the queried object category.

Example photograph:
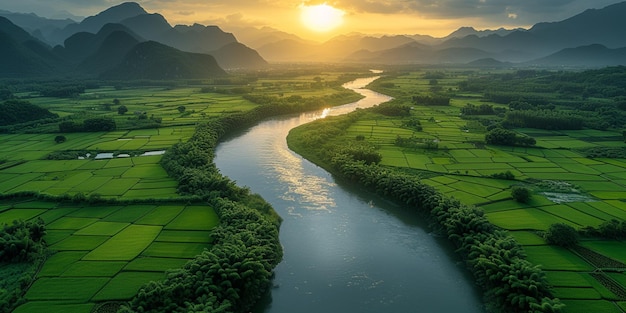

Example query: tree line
[288,109,563,313]
[122,90,366,312]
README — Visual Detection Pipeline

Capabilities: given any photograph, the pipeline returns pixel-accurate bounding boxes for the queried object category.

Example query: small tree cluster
[544,223,579,247]
[511,186,532,203]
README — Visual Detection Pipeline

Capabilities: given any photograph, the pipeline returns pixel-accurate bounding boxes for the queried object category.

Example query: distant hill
[527,44,626,67]
[0,17,65,77]
[157,24,238,53]
[438,1,626,60]
[56,23,142,64]
[77,30,140,75]
[0,10,75,44]
[465,58,510,68]
[208,42,268,69]
[101,41,227,80]
[49,2,146,44]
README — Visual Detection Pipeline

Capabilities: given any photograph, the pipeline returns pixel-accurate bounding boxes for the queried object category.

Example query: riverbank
[216,76,485,313]
[286,94,563,312]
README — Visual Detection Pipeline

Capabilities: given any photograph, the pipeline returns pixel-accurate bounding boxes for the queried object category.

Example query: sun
[300,3,345,32]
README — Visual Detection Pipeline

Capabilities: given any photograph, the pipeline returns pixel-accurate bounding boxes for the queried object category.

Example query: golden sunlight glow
[300,3,345,32]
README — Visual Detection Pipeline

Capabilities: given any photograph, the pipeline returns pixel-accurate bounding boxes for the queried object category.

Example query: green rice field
[344,71,626,312]
[0,199,218,312]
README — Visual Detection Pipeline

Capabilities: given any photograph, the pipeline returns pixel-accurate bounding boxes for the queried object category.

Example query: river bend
[214,76,484,313]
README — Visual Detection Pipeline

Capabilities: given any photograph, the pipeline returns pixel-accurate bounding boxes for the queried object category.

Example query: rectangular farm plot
[91,271,165,301]
[142,242,208,258]
[94,178,140,196]
[561,300,624,313]
[164,205,219,231]
[38,251,88,277]
[136,205,185,225]
[13,302,94,313]
[61,261,126,277]
[487,208,572,230]
[83,224,162,261]
[539,204,606,228]
[580,241,626,264]
[123,188,178,199]
[25,277,110,301]
[103,204,155,222]
[122,165,169,179]
[124,257,189,272]
[0,208,46,225]
[156,230,212,243]
[51,235,109,251]
[524,246,594,271]
[74,221,129,236]
[48,217,98,230]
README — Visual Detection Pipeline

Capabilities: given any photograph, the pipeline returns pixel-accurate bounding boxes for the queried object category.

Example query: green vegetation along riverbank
[288,66,626,313]
[0,68,369,312]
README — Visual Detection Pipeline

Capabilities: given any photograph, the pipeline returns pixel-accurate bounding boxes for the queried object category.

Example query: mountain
[157,24,237,53]
[438,1,626,61]
[77,30,140,74]
[257,34,419,63]
[527,44,626,67]
[529,2,626,49]
[119,13,172,40]
[0,16,65,77]
[208,42,268,69]
[227,26,314,49]
[57,23,142,64]
[0,10,75,44]
[49,2,147,44]
[465,58,511,68]
[101,41,227,80]
[445,27,523,40]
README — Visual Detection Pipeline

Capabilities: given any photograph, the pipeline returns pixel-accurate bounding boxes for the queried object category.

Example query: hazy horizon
[2,0,625,41]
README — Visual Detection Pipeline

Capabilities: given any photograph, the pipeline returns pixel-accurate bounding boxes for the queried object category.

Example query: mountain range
[1,1,625,79]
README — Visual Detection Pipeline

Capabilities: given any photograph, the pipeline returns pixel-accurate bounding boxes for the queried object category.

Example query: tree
[113,98,120,106]
[54,135,66,143]
[118,105,128,115]
[511,186,532,203]
[544,223,579,247]
[177,105,186,113]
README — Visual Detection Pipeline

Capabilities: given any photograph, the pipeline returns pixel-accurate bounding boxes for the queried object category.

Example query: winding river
[214,76,485,313]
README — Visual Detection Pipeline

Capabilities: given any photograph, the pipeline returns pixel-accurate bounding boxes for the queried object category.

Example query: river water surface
[214,76,484,313]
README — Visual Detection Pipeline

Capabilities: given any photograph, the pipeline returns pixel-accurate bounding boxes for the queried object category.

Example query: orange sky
[4,0,626,41]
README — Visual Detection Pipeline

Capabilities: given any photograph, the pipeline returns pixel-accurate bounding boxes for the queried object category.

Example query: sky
[1,0,624,41]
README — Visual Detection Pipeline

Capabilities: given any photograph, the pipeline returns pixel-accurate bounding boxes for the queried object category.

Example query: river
[214,76,484,313]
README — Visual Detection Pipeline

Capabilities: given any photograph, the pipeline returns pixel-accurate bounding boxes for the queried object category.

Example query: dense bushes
[412,94,450,106]
[0,218,46,262]
[485,128,536,147]
[58,117,117,132]
[0,100,58,126]
[544,223,579,247]
[119,199,282,313]
[0,218,48,313]
[288,110,562,313]
[503,110,584,130]
[125,88,367,312]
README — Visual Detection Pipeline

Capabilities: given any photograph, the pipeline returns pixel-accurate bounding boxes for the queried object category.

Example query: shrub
[511,186,532,203]
[545,223,579,247]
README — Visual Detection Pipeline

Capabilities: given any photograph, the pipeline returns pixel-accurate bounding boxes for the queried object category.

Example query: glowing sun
[300,3,345,32]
